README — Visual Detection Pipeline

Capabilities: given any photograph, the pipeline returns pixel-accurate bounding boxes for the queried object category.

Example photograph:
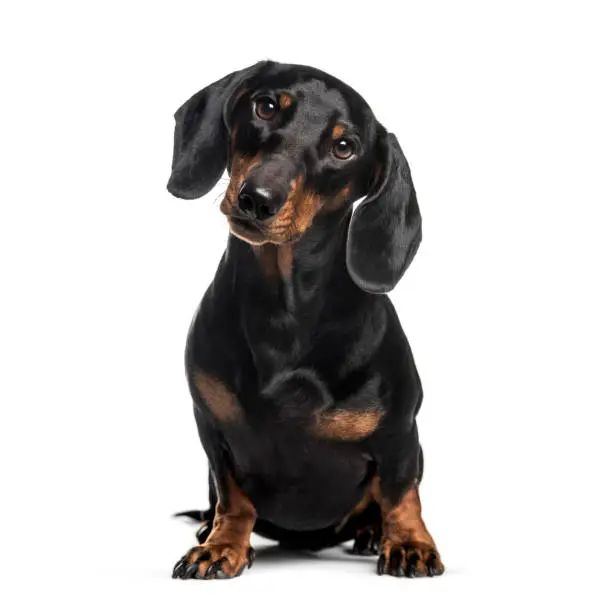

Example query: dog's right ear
[167,61,266,200]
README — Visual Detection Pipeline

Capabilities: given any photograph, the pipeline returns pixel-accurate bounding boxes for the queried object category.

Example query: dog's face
[167,61,422,293]
[220,71,377,245]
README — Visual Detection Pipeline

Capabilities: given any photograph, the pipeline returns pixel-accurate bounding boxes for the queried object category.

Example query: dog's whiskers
[212,189,227,207]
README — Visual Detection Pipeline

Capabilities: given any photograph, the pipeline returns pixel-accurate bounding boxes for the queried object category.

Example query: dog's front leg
[372,439,445,578]
[172,397,257,580]
[173,469,257,580]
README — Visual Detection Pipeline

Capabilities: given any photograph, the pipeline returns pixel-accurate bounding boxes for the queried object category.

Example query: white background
[1,1,598,610]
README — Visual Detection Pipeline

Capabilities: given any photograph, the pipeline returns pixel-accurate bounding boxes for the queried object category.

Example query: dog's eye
[254,96,278,121]
[332,139,354,160]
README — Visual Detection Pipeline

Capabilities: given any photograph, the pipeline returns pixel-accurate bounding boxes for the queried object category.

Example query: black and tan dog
[167,61,444,580]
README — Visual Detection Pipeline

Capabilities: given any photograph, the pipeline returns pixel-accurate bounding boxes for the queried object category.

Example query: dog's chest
[224,410,373,531]
[213,367,380,531]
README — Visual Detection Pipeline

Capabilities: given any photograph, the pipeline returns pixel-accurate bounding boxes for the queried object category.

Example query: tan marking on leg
[179,473,257,578]
[193,371,243,423]
[373,480,436,547]
[372,478,444,576]
[313,408,383,440]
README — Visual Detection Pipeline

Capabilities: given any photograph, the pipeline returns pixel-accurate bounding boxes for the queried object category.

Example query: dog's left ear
[346,128,422,293]
[167,61,266,200]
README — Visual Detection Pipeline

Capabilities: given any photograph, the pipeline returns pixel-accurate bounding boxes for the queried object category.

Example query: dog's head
[167,61,422,293]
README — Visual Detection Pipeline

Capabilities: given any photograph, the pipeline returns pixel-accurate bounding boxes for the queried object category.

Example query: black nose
[238,180,285,221]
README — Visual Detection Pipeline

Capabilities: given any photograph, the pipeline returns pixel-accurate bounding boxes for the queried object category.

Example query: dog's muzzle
[236,154,300,221]
[237,180,285,221]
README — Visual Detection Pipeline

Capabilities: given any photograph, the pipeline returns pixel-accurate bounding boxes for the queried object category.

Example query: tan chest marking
[313,407,383,441]
[313,375,383,441]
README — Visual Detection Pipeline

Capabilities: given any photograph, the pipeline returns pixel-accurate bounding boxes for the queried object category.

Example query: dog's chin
[227,217,279,246]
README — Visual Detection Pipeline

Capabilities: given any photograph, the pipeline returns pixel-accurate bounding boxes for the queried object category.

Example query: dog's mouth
[227,214,269,245]
[221,195,294,245]
[219,178,310,246]
[228,214,258,232]
[220,196,264,244]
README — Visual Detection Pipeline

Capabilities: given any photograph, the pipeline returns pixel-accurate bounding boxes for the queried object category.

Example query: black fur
[168,61,426,550]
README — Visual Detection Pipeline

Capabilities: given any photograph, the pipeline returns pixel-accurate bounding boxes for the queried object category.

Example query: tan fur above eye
[279,93,293,109]
[332,124,345,139]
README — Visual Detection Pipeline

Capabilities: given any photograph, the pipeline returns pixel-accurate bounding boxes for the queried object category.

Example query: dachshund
[167,60,444,580]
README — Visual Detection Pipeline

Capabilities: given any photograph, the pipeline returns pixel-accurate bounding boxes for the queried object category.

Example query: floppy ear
[167,62,266,200]
[346,129,422,293]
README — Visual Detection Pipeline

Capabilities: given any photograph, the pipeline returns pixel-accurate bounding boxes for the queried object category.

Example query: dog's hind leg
[349,501,382,556]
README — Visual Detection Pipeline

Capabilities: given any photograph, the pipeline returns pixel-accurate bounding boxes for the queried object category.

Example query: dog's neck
[218,207,368,379]
[251,242,297,311]
[234,207,355,316]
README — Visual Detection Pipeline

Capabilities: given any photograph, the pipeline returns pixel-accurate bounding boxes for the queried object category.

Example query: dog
[167,60,444,580]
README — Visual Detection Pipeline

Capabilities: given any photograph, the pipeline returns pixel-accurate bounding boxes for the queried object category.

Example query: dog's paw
[172,543,255,580]
[349,525,380,556]
[376,541,444,578]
